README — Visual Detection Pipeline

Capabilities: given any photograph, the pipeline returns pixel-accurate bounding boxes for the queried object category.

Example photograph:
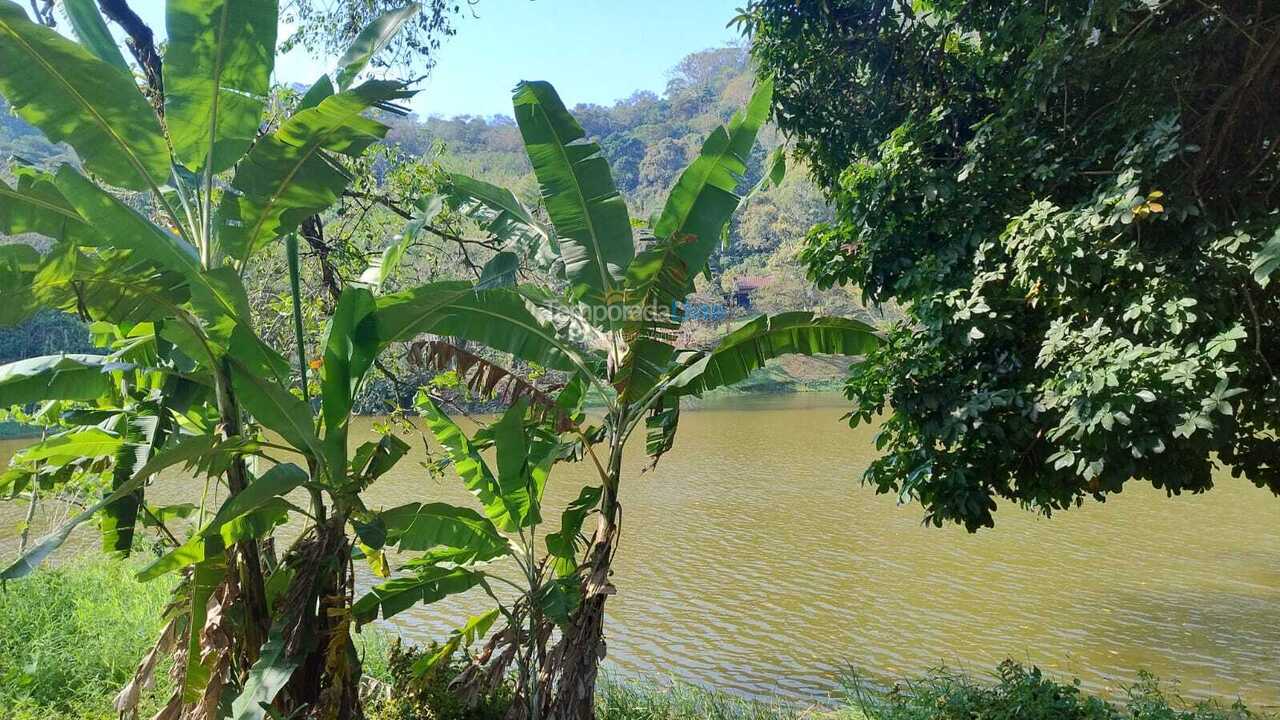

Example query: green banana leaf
[544,484,602,576]
[513,80,633,312]
[0,353,130,406]
[229,624,300,720]
[353,565,482,624]
[0,243,39,325]
[644,399,680,465]
[366,192,444,291]
[182,555,225,700]
[665,311,880,397]
[164,0,279,172]
[367,281,588,375]
[614,240,688,403]
[218,80,413,264]
[62,0,128,70]
[136,463,308,581]
[378,502,510,561]
[349,434,410,487]
[493,398,553,521]
[0,171,95,247]
[320,286,379,477]
[442,173,559,272]
[100,413,166,556]
[654,77,773,281]
[537,576,581,626]
[0,432,233,580]
[411,609,498,677]
[227,353,324,470]
[15,427,124,463]
[334,3,421,91]
[52,167,255,328]
[138,503,291,581]
[418,396,533,532]
[478,251,519,289]
[0,1,170,191]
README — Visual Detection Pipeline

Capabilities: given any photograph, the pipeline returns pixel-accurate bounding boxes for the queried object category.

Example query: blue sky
[61,0,745,118]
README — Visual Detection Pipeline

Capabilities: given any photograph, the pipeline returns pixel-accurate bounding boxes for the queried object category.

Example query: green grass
[0,556,176,720]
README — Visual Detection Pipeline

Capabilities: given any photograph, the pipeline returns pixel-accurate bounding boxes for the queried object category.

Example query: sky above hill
[50,0,744,118]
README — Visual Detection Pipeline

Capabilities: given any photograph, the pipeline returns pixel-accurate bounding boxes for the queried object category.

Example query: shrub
[848,661,1262,720]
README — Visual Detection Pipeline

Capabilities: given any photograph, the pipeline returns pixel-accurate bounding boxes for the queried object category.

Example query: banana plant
[349,390,590,720]
[348,78,880,720]
[0,1,431,717]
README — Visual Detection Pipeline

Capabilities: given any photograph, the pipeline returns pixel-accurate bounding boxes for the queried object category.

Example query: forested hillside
[0,45,874,393]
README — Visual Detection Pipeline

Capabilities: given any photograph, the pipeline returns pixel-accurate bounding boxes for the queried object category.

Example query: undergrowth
[0,556,175,720]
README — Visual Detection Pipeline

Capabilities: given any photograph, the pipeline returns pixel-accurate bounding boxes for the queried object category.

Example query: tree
[0,2,453,717]
[18,0,466,79]
[638,137,694,194]
[346,78,879,720]
[282,0,467,74]
[743,0,1280,530]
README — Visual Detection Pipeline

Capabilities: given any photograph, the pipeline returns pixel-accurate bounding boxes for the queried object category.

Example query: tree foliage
[745,0,1280,530]
[281,0,467,75]
[1,44,870,388]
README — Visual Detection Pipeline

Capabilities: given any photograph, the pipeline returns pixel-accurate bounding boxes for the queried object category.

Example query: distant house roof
[733,276,774,292]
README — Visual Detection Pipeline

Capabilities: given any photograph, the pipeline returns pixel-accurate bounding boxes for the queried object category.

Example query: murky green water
[3,393,1278,707]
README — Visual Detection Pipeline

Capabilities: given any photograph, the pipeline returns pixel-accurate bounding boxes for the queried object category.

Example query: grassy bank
[0,557,1269,720]
[0,558,176,719]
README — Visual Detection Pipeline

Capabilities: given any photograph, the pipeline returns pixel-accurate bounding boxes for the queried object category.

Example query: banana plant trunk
[213,360,272,660]
[279,512,366,719]
[544,445,623,720]
[271,233,366,718]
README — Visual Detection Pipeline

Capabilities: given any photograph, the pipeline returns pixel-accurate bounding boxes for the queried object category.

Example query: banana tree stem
[286,234,309,399]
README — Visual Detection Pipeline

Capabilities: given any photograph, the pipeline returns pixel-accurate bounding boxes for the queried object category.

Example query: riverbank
[0,557,1268,720]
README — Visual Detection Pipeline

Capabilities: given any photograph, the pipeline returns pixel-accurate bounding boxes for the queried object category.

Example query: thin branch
[1241,284,1276,380]
[29,0,54,26]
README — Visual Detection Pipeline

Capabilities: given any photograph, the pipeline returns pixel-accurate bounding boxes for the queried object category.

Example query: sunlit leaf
[165,0,279,172]
[513,80,633,316]
[0,2,169,190]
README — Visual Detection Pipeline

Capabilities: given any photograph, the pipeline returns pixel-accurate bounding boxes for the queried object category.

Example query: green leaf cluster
[747,0,1280,529]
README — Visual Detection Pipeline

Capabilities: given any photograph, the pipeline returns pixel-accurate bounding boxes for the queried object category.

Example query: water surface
[3,393,1278,707]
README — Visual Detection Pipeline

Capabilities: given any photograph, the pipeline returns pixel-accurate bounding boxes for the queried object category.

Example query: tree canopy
[745,0,1280,530]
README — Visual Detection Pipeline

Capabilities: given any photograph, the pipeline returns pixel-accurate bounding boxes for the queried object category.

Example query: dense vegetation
[746,0,1280,530]
[1,1,1276,718]
[330,71,877,719]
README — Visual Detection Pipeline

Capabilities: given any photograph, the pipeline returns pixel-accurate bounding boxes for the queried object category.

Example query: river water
[2,393,1278,707]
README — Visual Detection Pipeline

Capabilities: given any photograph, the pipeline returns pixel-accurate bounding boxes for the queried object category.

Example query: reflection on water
[2,392,1278,707]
